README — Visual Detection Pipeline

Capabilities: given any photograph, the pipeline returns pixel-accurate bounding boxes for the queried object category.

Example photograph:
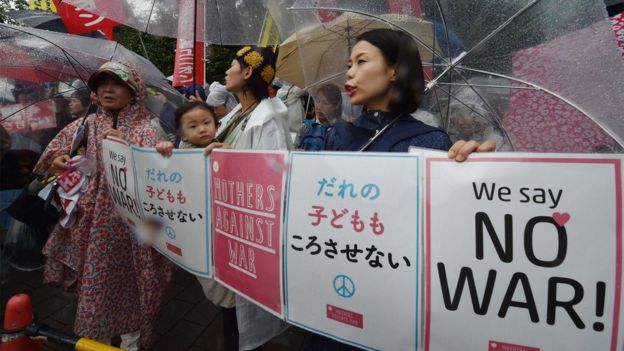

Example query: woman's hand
[188,91,204,102]
[50,154,71,175]
[203,142,231,156]
[448,139,496,162]
[103,129,124,139]
[156,141,174,158]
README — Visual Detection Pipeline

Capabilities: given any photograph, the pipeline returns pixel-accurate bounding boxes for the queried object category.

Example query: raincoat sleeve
[32,118,82,175]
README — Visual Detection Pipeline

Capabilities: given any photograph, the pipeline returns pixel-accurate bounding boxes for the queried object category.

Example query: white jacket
[231,97,294,151]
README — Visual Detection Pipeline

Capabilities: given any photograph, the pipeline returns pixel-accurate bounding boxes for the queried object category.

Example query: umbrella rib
[426,0,541,90]
[434,83,497,131]
[443,69,452,130]
[449,68,515,150]
[436,82,537,90]
[429,79,447,128]
[145,0,158,33]
[111,41,120,61]
[0,87,83,123]
[0,64,83,81]
[433,0,452,62]
[457,66,624,148]
[1,24,91,88]
[450,0,541,68]
[289,7,446,63]
[451,68,506,126]
[209,0,223,45]
[302,71,347,91]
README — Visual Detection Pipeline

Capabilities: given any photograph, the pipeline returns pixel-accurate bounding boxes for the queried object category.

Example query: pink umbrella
[504,22,624,152]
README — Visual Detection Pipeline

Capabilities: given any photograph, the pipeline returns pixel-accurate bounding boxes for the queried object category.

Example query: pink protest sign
[211,149,287,317]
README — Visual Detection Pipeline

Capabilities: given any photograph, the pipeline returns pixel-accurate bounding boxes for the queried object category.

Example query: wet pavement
[2,266,306,351]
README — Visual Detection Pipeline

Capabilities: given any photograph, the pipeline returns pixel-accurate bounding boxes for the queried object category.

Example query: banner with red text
[172,0,204,87]
[423,152,624,351]
[284,152,421,350]
[52,0,121,40]
[211,149,287,317]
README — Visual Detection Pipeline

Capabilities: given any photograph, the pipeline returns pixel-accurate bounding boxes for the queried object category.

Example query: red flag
[52,0,122,40]
[172,0,205,88]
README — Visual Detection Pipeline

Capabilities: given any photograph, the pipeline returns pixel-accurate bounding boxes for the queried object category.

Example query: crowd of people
[1,28,494,350]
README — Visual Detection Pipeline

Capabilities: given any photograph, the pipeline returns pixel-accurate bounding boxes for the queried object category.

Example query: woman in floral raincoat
[34,61,173,350]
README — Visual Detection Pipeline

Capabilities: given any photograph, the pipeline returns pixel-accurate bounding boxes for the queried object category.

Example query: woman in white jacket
[204,46,292,350]
[209,46,293,152]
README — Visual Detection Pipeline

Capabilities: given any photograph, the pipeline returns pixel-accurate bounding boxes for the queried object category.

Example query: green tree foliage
[205,45,236,84]
[113,25,236,86]
[0,0,28,24]
[113,25,177,76]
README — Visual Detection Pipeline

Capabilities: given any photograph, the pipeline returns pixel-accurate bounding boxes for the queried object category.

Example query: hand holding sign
[50,154,71,175]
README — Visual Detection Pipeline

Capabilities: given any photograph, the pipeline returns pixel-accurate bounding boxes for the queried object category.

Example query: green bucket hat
[88,61,138,93]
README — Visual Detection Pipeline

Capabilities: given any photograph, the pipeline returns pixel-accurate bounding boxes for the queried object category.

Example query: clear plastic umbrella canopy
[0,24,184,190]
[58,0,297,45]
[288,0,624,152]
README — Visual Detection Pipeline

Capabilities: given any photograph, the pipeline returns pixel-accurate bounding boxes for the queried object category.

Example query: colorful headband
[236,46,276,85]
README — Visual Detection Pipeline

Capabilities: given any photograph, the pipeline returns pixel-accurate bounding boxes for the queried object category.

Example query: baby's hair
[174,101,216,130]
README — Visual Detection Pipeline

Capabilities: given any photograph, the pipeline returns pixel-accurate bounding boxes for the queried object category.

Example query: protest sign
[0,101,55,133]
[132,148,211,277]
[102,137,142,229]
[285,152,421,350]
[424,152,623,351]
[211,149,287,317]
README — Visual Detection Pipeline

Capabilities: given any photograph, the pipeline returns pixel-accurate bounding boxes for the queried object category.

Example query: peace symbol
[165,226,176,239]
[333,274,355,298]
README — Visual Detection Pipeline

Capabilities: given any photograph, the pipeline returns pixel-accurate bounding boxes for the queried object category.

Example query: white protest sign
[424,152,624,351]
[285,152,421,350]
[131,148,211,277]
[102,137,143,229]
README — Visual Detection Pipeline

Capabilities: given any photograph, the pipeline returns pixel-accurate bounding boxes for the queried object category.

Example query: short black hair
[174,101,216,130]
[71,90,91,108]
[356,29,425,114]
[316,83,342,117]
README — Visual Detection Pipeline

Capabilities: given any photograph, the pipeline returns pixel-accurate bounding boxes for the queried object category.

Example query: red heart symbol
[552,212,570,226]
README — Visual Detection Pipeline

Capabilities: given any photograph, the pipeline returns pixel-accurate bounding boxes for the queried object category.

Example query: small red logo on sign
[326,304,363,329]
[166,243,183,256]
[489,341,539,351]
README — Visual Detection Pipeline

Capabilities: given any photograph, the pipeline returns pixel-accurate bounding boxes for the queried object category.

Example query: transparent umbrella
[58,0,298,45]
[288,0,624,152]
[276,12,440,89]
[0,23,184,190]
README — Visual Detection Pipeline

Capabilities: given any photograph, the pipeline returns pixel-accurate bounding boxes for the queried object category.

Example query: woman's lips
[344,84,356,98]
